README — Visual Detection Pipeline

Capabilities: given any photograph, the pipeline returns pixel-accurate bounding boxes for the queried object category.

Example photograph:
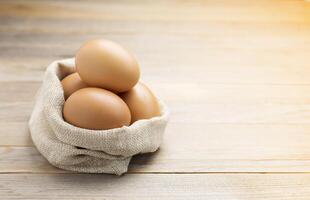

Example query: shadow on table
[128,148,162,172]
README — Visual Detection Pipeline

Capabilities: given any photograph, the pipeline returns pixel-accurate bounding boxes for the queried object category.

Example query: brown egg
[61,72,88,100]
[75,39,140,93]
[120,82,160,124]
[63,88,131,130]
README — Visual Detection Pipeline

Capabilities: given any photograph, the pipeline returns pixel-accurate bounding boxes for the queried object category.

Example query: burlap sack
[29,58,169,175]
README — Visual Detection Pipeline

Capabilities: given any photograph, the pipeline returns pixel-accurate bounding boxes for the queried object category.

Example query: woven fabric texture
[29,58,169,175]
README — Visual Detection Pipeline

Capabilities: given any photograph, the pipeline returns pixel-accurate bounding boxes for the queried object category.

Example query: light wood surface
[1,0,310,199]
[2,174,310,200]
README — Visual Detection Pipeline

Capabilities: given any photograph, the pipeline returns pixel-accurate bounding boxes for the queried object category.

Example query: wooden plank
[1,19,309,49]
[1,174,310,200]
[2,123,310,173]
[0,102,33,122]
[3,82,310,147]
[0,0,309,22]
[0,1,308,85]
[2,146,310,173]
[1,37,310,68]
[1,18,309,37]
[3,81,310,125]
[1,15,309,59]
[5,81,310,105]
[0,82,39,103]
[1,30,310,83]
[3,100,310,125]
[0,147,65,173]
[0,1,306,84]
[3,58,310,84]
[0,122,32,146]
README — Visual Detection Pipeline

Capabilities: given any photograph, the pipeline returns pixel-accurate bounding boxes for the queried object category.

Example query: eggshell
[63,87,131,130]
[61,72,88,100]
[75,39,140,92]
[120,82,160,124]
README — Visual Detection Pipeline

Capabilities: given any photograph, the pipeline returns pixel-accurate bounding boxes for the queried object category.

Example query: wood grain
[2,123,310,173]
[4,101,310,125]
[4,82,310,126]
[5,81,310,105]
[1,0,310,22]
[1,0,310,198]
[3,146,310,173]
[1,174,310,200]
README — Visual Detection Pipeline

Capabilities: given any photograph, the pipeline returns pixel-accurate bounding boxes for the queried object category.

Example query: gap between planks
[2,171,310,175]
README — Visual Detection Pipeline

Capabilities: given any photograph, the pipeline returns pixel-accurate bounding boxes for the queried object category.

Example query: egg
[61,72,88,100]
[75,39,140,93]
[120,82,160,124]
[63,88,131,130]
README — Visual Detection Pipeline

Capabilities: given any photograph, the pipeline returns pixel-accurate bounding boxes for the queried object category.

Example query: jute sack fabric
[29,58,169,175]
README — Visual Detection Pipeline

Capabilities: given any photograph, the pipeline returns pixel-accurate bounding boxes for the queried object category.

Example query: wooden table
[1,0,310,199]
